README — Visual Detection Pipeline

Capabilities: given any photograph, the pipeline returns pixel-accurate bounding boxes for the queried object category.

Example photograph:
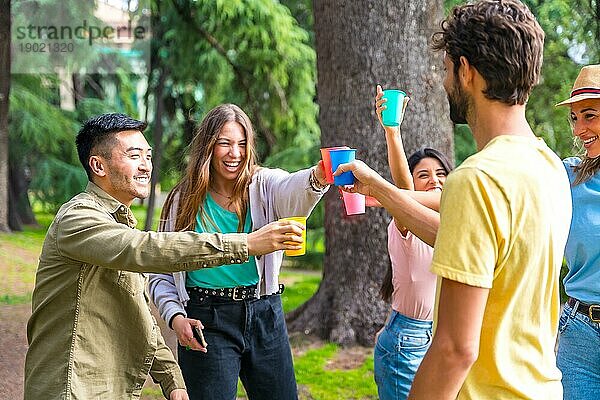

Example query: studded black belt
[186,284,284,301]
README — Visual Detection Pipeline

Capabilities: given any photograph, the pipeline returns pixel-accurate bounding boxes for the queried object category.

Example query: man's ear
[458,56,474,86]
[89,156,107,177]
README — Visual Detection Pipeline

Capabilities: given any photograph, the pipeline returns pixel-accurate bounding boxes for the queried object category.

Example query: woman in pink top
[373,85,453,400]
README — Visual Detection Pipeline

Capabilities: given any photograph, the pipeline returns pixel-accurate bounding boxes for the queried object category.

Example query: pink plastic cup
[342,191,366,215]
[320,146,350,184]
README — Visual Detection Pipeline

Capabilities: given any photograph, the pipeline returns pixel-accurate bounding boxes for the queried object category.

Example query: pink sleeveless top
[387,220,437,320]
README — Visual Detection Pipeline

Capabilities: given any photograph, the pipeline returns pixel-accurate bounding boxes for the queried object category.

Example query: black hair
[379,147,453,304]
[407,147,453,175]
[76,113,147,180]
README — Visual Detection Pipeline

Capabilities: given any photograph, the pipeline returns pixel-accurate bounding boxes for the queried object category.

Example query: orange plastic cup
[278,216,307,256]
[320,146,350,184]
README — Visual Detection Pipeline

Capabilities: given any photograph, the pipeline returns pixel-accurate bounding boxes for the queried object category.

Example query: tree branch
[170,0,277,154]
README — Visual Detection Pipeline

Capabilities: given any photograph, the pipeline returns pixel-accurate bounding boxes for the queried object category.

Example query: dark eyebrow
[126,147,152,152]
[580,108,598,113]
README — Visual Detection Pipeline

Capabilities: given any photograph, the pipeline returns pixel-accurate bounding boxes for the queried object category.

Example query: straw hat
[556,64,600,106]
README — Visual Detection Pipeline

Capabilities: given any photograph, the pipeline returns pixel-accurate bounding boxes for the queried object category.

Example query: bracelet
[309,168,328,192]
[308,168,328,192]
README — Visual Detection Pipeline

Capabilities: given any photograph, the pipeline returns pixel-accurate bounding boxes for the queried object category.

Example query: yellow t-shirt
[431,135,572,399]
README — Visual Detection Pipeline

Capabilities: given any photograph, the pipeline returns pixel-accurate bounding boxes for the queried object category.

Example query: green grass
[140,386,163,399]
[0,293,33,305]
[281,272,321,313]
[295,344,377,400]
[0,219,48,305]
[0,223,48,251]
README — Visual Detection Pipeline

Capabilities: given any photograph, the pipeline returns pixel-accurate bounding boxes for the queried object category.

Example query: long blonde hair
[161,104,258,232]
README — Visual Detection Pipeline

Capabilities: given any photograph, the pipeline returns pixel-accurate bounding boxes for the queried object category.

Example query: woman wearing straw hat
[555,64,600,399]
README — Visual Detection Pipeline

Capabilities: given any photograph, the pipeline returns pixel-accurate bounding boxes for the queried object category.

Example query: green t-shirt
[186,194,258,289]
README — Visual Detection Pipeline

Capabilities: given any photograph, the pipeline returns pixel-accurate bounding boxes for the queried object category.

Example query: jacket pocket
[117,271,144,296]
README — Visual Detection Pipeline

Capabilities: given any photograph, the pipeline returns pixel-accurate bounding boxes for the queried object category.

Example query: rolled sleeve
[221,233,249,264]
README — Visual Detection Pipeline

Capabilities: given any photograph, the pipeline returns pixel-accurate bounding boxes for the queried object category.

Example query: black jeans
[178,293,298,400]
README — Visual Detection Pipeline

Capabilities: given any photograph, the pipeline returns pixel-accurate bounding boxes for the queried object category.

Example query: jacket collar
[85,182,138,227]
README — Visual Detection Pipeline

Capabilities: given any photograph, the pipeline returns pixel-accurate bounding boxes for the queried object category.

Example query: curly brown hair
[432,0,544,105]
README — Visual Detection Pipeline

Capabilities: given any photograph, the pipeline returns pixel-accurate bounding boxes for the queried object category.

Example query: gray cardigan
[148,167,328,326]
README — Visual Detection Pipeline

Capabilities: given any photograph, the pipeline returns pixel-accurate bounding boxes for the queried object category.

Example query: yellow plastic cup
[278,216,307,256]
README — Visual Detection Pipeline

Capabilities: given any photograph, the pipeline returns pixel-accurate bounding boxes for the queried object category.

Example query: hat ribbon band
[570,87,600,97]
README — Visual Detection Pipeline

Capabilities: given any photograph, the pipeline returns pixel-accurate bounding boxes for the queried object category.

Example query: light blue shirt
[563,157,600,303]
[186,194,258,289]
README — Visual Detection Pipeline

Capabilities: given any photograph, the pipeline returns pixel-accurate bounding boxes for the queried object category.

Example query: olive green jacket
[24,182,248,399]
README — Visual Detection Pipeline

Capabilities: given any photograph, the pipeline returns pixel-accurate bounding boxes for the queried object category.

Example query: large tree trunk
[287,0,452,346]
[0,0,11,232]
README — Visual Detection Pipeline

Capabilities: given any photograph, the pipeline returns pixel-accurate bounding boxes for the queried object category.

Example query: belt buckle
[232,287,244,301]
[589,305,600,323]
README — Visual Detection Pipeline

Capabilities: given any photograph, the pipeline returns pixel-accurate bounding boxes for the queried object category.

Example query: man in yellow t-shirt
[334,1,572,398]
[428,135,571,399]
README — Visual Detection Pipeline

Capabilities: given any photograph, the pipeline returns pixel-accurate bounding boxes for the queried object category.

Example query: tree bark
[144,67,166,231]
[595,0,600,62]
[286,0,453,346]
[8,160,38,230]
[0,0,11,232]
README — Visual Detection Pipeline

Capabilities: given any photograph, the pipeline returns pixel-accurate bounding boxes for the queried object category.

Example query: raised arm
[375,84,413,190]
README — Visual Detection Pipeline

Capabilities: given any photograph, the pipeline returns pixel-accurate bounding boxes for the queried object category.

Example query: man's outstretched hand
[332,159,386,198]
[247,220,305,256]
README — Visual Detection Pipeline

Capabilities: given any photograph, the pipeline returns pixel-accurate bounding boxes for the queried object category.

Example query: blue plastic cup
[381,89,407,127]
[329,148,356,185]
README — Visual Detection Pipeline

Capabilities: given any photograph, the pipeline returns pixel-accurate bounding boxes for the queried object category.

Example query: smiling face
[92,130,152,205]
[412,157,448,192]
[570,99,600,158]
[210,121,247,185]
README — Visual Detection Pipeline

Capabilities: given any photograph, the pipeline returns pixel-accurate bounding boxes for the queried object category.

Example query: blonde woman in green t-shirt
[149,104,328,400]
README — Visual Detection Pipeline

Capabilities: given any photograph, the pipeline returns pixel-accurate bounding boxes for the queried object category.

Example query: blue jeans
[374,311,433,400]
[557,301,600,400]
[178,293,298,400]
